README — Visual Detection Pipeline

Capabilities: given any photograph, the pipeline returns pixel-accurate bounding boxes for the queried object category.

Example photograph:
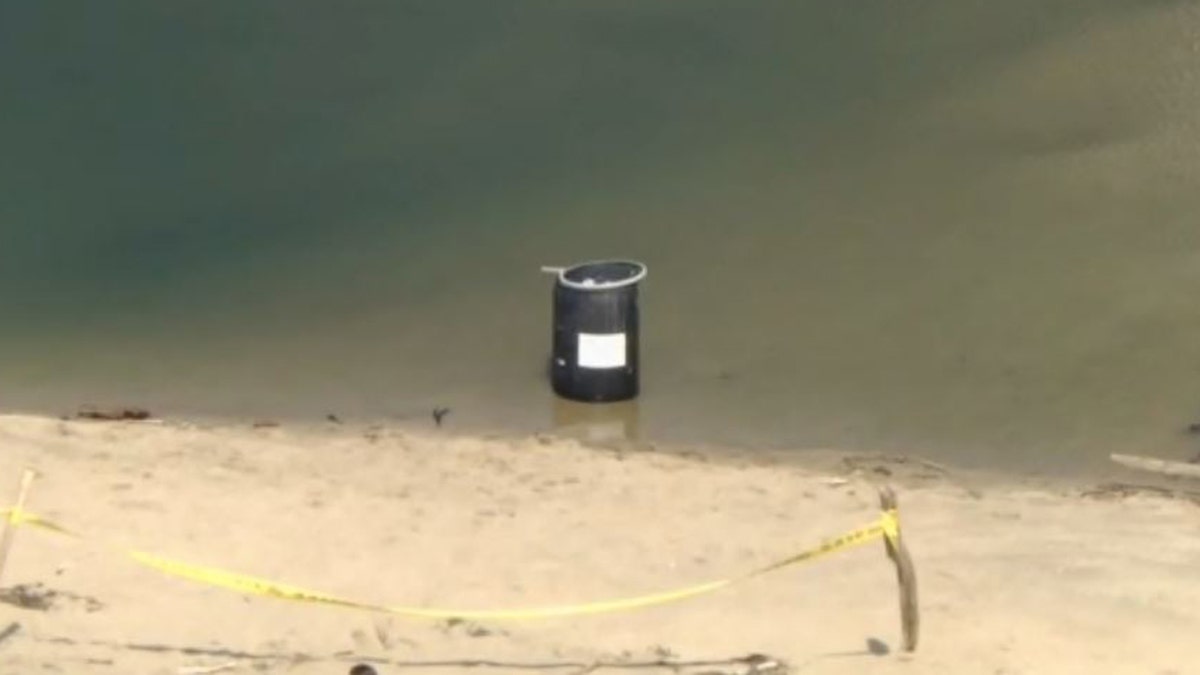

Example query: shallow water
[2,1,1199,472]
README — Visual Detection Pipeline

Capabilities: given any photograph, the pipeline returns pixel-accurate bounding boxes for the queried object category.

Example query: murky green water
[2,2,1199,471]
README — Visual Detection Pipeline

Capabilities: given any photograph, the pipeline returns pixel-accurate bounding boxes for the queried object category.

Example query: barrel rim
[557,259,647,291]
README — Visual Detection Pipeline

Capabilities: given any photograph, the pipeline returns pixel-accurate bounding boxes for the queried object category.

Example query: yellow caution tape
[380,512,895,620]
[126,549,386,612]
[1,506,898,620]
[3,508,72,534]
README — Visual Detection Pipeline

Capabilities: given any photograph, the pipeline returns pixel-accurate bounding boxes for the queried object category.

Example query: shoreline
[0,403,1163,489]
[0,412,1197,674]
[8,391,1197,483]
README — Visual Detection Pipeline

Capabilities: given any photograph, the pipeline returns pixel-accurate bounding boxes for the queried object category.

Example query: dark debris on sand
[0,583,106,613]
[72,406,152,422]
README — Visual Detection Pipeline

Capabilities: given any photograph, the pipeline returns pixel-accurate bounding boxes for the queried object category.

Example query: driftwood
[1110,454,1200,480]
[878,486,919,652]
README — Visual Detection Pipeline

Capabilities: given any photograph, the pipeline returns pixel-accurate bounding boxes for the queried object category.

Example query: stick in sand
[0,469,37,588]
[878,485,919,652]
[1110,453,1200,480]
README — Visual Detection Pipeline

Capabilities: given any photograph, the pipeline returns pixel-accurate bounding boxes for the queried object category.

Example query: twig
[913,458,951,474]
[433,407,451,427]
[33,636,782,672]
[178,663,237,675]
[0,622,19,648]
[1110,454,1200,480]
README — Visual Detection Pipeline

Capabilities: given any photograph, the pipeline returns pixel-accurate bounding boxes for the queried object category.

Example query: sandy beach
[0,412,1197,675]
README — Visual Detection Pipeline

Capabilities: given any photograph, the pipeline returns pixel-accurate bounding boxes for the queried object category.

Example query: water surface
[2,1,1199,472]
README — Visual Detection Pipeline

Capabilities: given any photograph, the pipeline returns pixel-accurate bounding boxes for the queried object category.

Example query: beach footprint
[351,620,417,652]
[373,618,417,650]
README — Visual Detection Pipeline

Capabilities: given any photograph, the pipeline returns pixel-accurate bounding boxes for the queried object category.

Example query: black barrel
[548,260,647,402]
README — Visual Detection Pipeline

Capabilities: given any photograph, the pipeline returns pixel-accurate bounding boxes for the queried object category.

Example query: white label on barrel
[577,333,626,369]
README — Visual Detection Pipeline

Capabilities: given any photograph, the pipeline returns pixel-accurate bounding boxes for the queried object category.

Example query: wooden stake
[879,485,919,652]
[0,469,37,588]
[1110,453,1200,480]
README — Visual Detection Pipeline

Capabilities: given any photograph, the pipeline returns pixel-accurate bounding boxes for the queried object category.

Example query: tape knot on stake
[880,509,900,544]
[0,469,38,588]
